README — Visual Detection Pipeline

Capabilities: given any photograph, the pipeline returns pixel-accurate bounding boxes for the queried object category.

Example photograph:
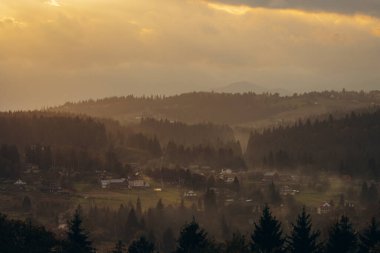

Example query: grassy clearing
[295,177,350,207]
[74,184,188,211]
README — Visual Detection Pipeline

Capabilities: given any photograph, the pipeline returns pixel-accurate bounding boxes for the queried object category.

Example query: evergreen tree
[112,240,126,253]
[232,177,240,193]
[175,219,210,253]
[326,216,357,253]
[287,207,321,253]
[128,236,155,253]
[225,232,250,253]
[251,205,285,253]
[359,218,380,253]
[63,208,94,253]
[156,199,164,211]
[126,208,140,241]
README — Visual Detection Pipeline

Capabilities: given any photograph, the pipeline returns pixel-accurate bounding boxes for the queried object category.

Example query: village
[0,158,368,231]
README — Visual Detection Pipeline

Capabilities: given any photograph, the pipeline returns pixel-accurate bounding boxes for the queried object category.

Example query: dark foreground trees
[251,205,285,253]
[128,236,155,253]
[175,218,215,253]
[0,213,57,253]
[287,207,321,253]
[4,205,380,253]
[63,208,95,253]
[326,216,357,253]
[359,218,380,253]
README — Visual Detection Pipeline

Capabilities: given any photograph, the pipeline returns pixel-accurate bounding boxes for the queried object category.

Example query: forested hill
[0,112,107,148]
[51,90,380,125]
[246,109,380,178]
[135,118,235,146]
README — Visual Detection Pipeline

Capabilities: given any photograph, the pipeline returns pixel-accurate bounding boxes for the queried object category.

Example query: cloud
[46,0,60,7]
[0,0,380,110]
[206,0,380,17]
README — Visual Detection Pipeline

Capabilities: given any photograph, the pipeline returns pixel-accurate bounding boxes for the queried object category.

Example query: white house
[14,179,26,185]
[100,178,126,189]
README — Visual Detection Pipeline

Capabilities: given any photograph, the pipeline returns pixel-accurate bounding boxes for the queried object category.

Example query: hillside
[246,109,380,178]
[51,91,380,127]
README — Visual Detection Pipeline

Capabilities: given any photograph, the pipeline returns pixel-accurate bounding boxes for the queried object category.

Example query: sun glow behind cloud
[205,1,380,38]
[206,2,251,15]
[0,0,380,110]
[46,0,60,7]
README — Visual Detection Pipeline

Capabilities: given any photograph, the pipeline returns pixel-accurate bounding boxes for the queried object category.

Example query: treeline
[165,141,245,169]
[137,118,235,146]
[0,112,247,179]
[0,112,107,148]
[2,206,380,253]
[52,90,380,125]
[146,167,241,192]
[246,110,380,178]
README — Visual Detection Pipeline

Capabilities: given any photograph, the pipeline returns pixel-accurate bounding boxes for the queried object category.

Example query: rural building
[100,178,127,189]
[128,179,150,188]
[14,179,26,185]
[184,190,197,198]
[318,202,331,214]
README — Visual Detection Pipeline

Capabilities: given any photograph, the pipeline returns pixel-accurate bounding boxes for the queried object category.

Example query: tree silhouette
[112,240,126,253]
[359,218,380,253]
[251,205,285,253]
[128,236,155,253]
[287,207,321,253]
[225,232,250,253]
[326,216,357,253]
[64,208,94,253]
[175,218,211,253]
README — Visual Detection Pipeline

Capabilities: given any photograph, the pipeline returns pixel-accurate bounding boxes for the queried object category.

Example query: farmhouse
[128,179,150,188]
[14,179,26,185]
[100,178,127,189]
[184,190,197,198]
[318,202,331,214]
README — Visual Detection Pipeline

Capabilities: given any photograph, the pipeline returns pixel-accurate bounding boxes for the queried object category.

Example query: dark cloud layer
[209,0,380,17]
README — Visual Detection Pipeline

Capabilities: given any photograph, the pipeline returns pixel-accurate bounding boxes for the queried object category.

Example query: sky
[0,0,380,110]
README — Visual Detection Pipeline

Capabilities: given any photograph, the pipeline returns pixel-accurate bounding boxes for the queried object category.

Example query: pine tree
[128,236,155,253]
[225,232,250,253]
[232,177,240,193]
[326,216,357,253]
[287,207,321,253]
[175,218,210,253]
[125,208,140,241]
[64,208,94,253]
[156,199,164,211]
[359,218,380,253]
[251,205,285,253]
[112,240,126,253]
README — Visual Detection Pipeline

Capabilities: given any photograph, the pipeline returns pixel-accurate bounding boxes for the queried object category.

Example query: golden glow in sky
[0,0,379,110]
